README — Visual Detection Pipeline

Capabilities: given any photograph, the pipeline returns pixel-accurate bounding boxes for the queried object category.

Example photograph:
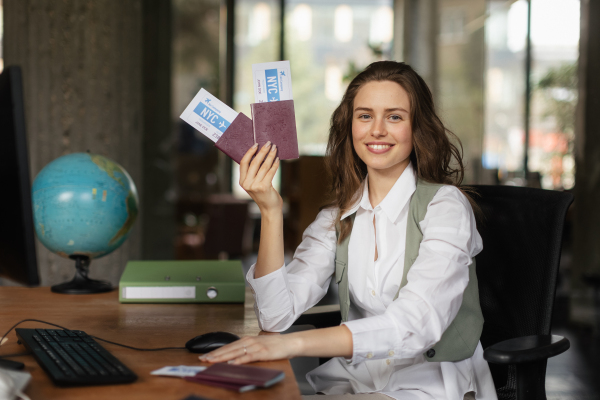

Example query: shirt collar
[340,162,416,223]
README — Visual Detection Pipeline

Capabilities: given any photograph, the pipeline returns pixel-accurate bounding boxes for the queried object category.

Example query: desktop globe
[32,152,139,294]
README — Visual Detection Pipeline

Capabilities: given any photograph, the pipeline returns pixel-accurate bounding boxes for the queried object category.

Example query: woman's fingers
[199,337,253,363]
[245,142,272,185]
[239,143,258,184]
[263,157,280,184]
[198,335,289,365]
[254,144,278,182]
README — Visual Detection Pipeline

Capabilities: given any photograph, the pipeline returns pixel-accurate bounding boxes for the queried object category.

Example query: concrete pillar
[401,0,439,96]
[141,0,175,261]
[3,0,143,286]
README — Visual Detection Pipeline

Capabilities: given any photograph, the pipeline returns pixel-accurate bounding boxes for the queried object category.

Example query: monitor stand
[51,255,112,294]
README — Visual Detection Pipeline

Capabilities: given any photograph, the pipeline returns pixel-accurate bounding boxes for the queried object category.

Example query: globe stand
[51,255,113,294]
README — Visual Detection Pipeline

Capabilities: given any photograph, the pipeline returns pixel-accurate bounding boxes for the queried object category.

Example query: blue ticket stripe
[265,69,280,102]
[193,103,231,133]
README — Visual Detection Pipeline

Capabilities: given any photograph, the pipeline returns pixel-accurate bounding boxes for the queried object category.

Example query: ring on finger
[243,346,247,355]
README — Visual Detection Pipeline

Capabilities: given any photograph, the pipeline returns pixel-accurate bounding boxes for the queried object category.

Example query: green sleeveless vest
[335,179,484,362]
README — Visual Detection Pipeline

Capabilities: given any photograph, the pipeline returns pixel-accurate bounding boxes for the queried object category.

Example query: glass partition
[483,0,580,188]
[437,0,486,184]
[483,0,528,177]
[528,0,579,189]
[285,0,394,155]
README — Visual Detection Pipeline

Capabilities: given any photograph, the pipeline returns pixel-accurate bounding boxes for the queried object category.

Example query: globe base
[51,255,113,294]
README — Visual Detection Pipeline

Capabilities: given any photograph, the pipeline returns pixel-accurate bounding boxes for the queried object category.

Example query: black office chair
[293,185,574,400]
[472,185,573,400]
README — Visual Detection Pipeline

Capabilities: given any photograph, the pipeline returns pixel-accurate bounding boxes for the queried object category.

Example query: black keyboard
[16,328,137,386]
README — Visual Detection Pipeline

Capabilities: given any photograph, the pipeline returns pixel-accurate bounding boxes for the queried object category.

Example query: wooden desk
[0,287,301,400]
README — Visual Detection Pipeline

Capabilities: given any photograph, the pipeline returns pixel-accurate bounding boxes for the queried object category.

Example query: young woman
[200,61,497,400]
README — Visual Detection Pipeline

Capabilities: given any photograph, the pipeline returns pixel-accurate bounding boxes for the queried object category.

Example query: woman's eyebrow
[353,106,409,113]
[384,107,409,113]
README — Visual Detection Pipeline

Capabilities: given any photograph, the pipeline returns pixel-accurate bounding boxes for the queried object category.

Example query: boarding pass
[180,88,239,143]
[150,365,207,378]
[252,61,293,103]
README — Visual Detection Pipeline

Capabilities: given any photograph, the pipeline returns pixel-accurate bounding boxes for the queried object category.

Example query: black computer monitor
[0,66,40,286]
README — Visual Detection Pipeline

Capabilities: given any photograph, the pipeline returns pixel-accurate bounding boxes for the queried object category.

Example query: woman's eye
[389,115,402,121]
[358,114,371,120]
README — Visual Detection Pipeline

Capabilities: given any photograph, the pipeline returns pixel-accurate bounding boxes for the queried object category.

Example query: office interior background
[1,0,599,396]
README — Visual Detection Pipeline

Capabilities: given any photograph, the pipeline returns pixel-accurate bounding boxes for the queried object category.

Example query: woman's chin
[366,159,410,176]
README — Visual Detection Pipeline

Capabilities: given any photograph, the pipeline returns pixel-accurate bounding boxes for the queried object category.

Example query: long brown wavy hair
[326,61,477,242]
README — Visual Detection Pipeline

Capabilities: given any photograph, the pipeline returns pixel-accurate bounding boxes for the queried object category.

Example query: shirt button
[366,352,373,359]
[371,290,376,296]
[388,350,394,356]
[386,359,391,365]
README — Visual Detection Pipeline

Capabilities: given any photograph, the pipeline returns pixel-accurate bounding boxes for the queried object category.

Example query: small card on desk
[151,365,207,377]
[184,363,285,393]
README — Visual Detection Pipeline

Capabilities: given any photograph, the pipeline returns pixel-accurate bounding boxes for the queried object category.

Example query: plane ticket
[180,88,239,143]
[252,61,293,103]
[150,365,207,377]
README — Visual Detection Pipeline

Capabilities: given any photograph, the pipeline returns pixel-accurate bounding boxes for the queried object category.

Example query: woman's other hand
[239,142,281,213]
[198,333,301,365]
[198,326,353,365]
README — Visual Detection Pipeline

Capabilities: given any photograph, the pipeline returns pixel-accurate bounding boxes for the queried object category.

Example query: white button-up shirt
[247,163,497,400]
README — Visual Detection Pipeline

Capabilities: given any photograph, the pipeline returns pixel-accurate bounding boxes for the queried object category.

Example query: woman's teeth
[368,144,392,150]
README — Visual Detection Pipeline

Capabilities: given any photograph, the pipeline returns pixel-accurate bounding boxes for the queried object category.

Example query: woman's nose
[370,118,386,137]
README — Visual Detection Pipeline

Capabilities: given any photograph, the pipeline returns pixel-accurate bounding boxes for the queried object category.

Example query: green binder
[118,260,245,304]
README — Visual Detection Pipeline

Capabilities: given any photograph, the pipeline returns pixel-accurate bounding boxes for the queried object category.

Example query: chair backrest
[471,185,573,395]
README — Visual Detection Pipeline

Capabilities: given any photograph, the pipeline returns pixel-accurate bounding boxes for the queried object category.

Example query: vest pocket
[335,260,347,283]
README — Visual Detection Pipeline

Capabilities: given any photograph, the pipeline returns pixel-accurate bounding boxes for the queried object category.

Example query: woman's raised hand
[239,141,281,212]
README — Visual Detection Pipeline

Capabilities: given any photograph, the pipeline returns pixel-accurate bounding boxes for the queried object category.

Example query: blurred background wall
[2,0,145,285]
[1,0,598,331]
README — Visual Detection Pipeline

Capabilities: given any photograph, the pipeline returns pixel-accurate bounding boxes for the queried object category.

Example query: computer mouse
[185,331,240,353]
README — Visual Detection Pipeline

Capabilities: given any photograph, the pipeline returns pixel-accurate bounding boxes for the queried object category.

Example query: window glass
[285,0,394,155]
[528,0,579,189]
[483,0,580,189]
[483,0,528,176]
[437,0,487,184]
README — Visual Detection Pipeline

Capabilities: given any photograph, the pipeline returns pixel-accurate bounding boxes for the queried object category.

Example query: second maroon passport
[184,363,285,392]
[215,112,255,164]
[251,100,299,160]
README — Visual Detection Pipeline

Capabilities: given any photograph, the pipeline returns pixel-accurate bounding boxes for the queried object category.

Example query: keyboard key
[49,342,86,376]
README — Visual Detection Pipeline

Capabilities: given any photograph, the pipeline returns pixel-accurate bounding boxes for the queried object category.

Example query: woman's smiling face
[352,80,413,178]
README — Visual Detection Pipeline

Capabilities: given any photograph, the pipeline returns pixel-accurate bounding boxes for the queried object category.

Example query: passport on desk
[184,363,285,393]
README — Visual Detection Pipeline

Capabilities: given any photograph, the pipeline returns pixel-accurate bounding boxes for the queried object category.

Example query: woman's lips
[366,143,394,154]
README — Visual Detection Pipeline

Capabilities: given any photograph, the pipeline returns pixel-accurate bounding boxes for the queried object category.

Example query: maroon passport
[184,363,285,392]
[215,112,255,164]
[251,100,299,160]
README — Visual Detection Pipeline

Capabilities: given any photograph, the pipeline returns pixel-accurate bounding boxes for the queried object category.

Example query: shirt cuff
[342,314,404,365]
[246,263,293,319]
